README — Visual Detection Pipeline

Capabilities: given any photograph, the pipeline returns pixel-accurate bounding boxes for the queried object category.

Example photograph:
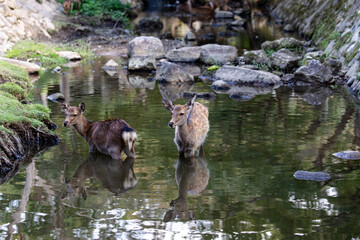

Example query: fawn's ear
[60,103,69,111]
[186,95,196,111]
[162,98,174,111]
[79,103,85,113]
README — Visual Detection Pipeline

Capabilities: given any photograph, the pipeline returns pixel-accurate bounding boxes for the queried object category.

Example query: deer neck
[73,115,92,138]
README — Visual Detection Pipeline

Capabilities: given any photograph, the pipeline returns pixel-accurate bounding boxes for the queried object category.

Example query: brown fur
[162,96,209,157]
[62,103,137,160]
[63,0,82,14]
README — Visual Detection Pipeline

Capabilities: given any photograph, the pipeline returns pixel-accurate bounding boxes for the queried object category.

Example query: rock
[261,37,305,54]
[53,66,61,72]
[166,47,202,62]
[177,63,201,76]
[214,65,281,86]
[200,44,238,65]
[0,57,40,74]
[185,31,196,41]
[128,74,156,89]
[270,48,301,71]
[158,82,193,101]
[47,93,65,103]
[294,87,332,106]
[56,51,81,61]
[183,92,216,100]
[333,150,360,160]
[325,58,342,74]
[284,24,294,32]
[282,74,296,84]
[212,84,277,101]
[102,59,119,70]
[137,17,163,32]
[156,61,194,83]
[211,80,231,91]
[294,60,332,84]
[230,18,246,27]
[293,170,331,182]
[128,55,156,71]
[303,51,324,63]
[215,10,234,19]
[128,36,165,59]
[243,50,270,65]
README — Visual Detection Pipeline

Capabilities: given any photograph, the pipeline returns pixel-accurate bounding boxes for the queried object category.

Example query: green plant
[206,65,220,72]
[0,82,26,100]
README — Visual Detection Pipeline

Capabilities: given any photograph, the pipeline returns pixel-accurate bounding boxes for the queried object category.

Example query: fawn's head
[162,96,196,128]
[61,103,85,127]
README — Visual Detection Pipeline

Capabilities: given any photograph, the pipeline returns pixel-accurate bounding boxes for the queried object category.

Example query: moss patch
[0,61,53,134]
[5,40,94,68]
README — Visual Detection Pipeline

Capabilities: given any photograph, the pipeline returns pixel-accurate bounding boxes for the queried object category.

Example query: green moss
[0,91,51,128]
[206,65,220,71]
[5,40,94,68]
[334,31,352,50]
[0,82,26,99]
[0,125,13,134]
[0,60,29,88]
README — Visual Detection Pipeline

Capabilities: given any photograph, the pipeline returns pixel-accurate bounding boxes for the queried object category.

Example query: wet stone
[333,150,360,160]
[47,93,65,103]
[183,92,216,100]
[293,170,331,182]
[128,55,156,71]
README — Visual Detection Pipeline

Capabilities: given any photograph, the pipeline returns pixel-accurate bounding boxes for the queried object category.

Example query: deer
[162,95,209,157]
[63,0,82,14]
[61,103,137,160]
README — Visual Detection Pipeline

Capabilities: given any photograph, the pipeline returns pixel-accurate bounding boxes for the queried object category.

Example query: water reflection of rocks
[163,147,209,222]
[62,153,137,199]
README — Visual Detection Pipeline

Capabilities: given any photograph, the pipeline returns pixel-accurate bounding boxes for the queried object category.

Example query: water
[1,11,360,240]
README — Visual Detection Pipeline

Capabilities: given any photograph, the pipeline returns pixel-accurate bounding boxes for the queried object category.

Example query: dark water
[1,12,360,240]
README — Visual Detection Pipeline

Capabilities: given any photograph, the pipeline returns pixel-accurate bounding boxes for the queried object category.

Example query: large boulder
[166,47,202,62]
[294,60,332,84]
[214,65,281,85]
[156,61,194,83]
[128,36,165,59]
[128,55,156,71]
[270,48,301,71]
[200,44,238,65]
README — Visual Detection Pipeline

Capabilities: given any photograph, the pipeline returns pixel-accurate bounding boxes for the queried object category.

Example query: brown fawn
[162,96,209,157]
[62,103,137,160]
[63,0,82,14]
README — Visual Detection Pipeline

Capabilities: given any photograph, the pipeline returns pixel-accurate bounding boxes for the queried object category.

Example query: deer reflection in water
[62,153,137,199]
[163,147,209,222]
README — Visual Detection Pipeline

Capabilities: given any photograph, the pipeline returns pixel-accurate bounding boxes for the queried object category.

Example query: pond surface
[2,10,360,240]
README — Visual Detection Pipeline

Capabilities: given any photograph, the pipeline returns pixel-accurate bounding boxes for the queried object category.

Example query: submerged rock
[214,65,281,85]
[128,55,156,71]
[200,44,238,65]
[102,59,119,70]
[47,93,65,103]
[333,150,360,160]
[293,170,331,182]
[166,47,202,62]
[156,61,194,83]
[294,60,332,84]
[128,36,165,59]
[183,92,216,100]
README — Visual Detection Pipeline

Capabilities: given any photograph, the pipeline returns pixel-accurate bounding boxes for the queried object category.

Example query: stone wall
[0,0,63,55]
[269,0,360,78]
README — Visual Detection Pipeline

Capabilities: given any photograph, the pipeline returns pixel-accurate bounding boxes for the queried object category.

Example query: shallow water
[1,11,360,240]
